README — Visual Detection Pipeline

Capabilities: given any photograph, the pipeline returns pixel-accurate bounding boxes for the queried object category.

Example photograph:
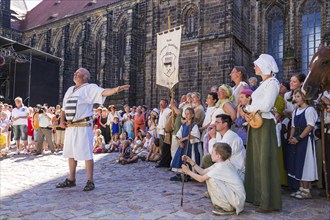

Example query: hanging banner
[156,26,182,89]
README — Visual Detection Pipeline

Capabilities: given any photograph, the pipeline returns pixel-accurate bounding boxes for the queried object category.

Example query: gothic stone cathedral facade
[1,0,329,107]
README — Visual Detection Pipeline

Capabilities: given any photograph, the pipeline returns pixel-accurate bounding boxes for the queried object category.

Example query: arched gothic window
[185,8,198,38]
[301,0,321,74]
[268,8,284,81]
[118,23,127,86]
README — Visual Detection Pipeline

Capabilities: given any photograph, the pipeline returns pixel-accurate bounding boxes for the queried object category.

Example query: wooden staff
[320,106,329,198]
[180,122,194,206]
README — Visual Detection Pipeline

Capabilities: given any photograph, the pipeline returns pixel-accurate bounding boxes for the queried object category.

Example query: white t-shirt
[11,106,28,125]
[207,160,246,214]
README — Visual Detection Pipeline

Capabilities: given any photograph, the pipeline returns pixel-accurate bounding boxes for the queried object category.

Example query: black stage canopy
[0,36,62,106]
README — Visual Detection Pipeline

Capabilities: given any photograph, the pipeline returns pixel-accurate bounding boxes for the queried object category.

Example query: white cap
[254,54,279,75]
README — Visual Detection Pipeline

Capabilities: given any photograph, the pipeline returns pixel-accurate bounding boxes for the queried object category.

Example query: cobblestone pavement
[1,151,329,220]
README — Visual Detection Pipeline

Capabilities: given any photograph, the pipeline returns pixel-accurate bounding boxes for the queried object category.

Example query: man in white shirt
[203,114,246,180]
[155,99,172,167]
[11,97,28,154]
[34,107,55,155]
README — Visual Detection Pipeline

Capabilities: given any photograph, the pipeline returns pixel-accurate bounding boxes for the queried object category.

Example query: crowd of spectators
[1,54,329,215]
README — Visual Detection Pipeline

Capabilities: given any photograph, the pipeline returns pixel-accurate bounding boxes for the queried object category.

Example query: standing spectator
[288,90,318,199]
[56,67,129,191]
[53,109,65,151]
[236,89,253,146]
[34,107,55,155]
[155,99,172,168]
[93,107,102,129]
[11,97,28,155]
[111,116,121,138]
[99,108,111,144]
[210,85,218,93]
[244,54,281,212]
[191,92,205,127]
[147,109,159,137]
[3,103,11,120]
[26,107,35,153]
[133,106,146,136]
[230,66,249,108]
[200,92,218,150]
[211,84,236,123]
[108,105,121,124]
[248,77,258,91]
[123,114,134,139]
[122,104,131,122]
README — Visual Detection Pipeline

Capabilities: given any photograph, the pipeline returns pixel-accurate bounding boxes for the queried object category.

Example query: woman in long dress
[288,90,318,199]
[243,54,281,212]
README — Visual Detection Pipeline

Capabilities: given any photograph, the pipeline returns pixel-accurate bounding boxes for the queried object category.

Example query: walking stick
[180,123,194,206]
[320,107,329,198]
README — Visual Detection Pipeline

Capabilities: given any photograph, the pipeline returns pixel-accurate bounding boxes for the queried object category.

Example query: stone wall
[1,0,329,109]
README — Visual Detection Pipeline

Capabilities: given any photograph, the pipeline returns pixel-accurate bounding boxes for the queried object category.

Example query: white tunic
[206,160,246,215]
[208,130,246,179]
[62,83,105,161]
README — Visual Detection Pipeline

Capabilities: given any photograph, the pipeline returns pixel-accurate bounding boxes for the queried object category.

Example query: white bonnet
[253,54,279,75]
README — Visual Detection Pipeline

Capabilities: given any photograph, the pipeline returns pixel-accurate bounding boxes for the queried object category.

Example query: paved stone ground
[1,151,329,220]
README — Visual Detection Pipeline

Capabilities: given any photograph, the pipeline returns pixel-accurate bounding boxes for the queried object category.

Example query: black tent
[0,36,62,106]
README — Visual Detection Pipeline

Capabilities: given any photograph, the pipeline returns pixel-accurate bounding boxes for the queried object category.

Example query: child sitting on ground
[118,140,138,165]
[0,112,11,153]
[132,129,144,153]
[182,142,246,216]
[93,129,105,153]
[137,131,154,161]
[146,138,161,162]
[108,133,120,152]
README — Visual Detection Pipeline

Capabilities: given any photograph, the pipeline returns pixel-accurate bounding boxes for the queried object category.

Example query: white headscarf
[253,54,279,75]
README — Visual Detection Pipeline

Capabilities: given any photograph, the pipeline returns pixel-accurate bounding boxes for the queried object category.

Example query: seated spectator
[0,112,11,152]
[182,143,245,216]
[147,138,161,162]
[118,140,138,165]
[93,129,105,153]
[132,129,144,153]
[108,133,120,152]
[137,131,154,161]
